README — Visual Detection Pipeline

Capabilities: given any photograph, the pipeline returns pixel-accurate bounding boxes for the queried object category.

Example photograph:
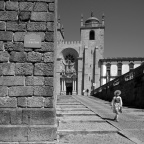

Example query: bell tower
[80,12,105,94]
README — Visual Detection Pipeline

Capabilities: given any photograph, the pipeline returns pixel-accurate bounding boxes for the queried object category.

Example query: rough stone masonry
[0,0,57,143]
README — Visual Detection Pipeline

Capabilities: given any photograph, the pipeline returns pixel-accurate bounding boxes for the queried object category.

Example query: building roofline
[100,57,144,62]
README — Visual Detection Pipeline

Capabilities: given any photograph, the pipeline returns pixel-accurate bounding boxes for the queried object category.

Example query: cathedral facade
[56,13,144,96]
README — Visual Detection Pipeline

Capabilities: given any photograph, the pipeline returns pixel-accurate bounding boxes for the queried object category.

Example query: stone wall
[93,64,144,108]
[0,0,57,143]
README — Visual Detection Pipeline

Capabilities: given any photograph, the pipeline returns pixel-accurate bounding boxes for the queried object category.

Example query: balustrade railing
[93,63,144,95]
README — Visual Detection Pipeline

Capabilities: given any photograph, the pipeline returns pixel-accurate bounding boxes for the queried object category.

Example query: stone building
[56,12,105,95]
[56,13,144,95]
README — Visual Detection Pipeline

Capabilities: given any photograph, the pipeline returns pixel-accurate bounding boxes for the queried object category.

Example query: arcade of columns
[60,78,77,95]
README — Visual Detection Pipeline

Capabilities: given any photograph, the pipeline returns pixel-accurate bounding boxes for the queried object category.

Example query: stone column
[64,80,66,91]
[73,80,75,91]
[61,79,63,91]
[77,57,83,95]
[84,46,89,93]
[72,79,76,95]
[94,47,100,89]
[75,80,76,91]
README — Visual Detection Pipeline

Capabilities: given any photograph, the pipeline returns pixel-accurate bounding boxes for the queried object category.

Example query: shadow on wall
[92,64,144,109]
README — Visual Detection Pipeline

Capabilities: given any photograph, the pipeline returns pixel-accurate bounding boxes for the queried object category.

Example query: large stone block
[9,86,33,96]
[44,77,53,86]
[31,12,54,22]
[0,1,4,11]
[4,42,24,52]
[0,11,17,21]
[49,3,55,12]
[0,21,6,30]
[14,32,45,42]
[0,97,17,108]
[19,2,34,11]
[10,109,22,125]
[44,97,53,108]
[23,109,56,125]
[0,31,13,41]
[17,97,27,108]
[27,97,44,108]
[0,109,10,124]
[0,86,8,97]
[35,42,54,52]
[28,126,56,141]
[13,32,25,42]
[19,11,31,21]
[1,63,15,76]
[10,52,27,62]
[6,22,26,32]
[25,76,44,86]
[47,22,54,31]
[0,126,27,142]
[45,32,54,42]
[27,52,42,62]
[43,52,54,62]
[0,41,3,51]
[34,86,53,96]
[34,63,54,76]
[5,1,19,11]
[0,76,24,86]
[15,63,33,76]
[33,2,48,12]
[27,22,46,31]
[0,51,10,62]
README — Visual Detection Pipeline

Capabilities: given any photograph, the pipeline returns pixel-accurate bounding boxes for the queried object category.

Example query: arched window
[89,30,95,40]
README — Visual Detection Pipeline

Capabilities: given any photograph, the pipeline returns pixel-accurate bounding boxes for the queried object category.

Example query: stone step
[57,110,96,115]
[57,105,86,109]
[58,115,105,122]
[58,121,118,132]
[58,133,135,144]
[56,107,89,111]
[57,103,81,105]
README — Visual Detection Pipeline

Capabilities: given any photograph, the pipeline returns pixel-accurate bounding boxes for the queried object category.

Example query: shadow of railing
[92,64,144,108]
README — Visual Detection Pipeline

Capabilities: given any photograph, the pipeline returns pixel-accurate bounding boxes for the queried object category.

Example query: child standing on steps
[111,90,123,122]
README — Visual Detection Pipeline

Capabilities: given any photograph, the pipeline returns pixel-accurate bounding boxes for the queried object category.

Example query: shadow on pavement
[103,118,115,121]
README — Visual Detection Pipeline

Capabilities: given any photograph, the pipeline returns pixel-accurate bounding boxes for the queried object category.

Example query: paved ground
[74,95,144,144]
[56,95,141,144]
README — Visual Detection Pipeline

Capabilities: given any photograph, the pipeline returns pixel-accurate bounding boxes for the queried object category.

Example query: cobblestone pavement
[56,95,137,144]
[74,95,144,144]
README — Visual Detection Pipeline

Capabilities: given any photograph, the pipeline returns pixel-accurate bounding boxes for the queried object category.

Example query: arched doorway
[59,48,78,95]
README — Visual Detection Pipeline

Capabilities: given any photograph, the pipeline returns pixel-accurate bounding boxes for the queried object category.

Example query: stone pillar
[84,46,89,92]
[0,0,57,143]
[75,80,76,91]
[56,58,62,95]
[78,57,83,95]
[64,80,66,91]
[73,80,75,91]
[72,79,76,95]
[94,47,100,89]
[61,79,63,91]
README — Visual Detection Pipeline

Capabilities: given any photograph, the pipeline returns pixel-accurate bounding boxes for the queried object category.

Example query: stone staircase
[56,95,135,144]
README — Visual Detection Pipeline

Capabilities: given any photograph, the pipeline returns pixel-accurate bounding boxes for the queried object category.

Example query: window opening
[89,30,95,40]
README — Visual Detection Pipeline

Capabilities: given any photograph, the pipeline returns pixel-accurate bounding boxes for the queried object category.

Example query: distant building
[56,13,144,95]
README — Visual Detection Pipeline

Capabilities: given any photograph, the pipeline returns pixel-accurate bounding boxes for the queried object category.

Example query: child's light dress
[111,96,122,114]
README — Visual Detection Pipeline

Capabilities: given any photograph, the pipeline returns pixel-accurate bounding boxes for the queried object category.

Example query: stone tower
[80,12,105,93]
